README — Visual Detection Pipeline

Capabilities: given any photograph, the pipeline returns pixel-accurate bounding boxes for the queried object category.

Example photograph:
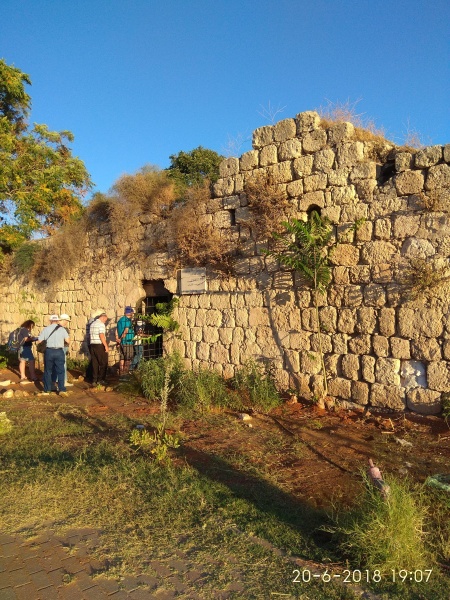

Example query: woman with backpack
[18,320,39,383]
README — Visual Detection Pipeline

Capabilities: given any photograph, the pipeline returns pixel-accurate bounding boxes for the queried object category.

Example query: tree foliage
[0,59,91,251]
[166,145,223,190]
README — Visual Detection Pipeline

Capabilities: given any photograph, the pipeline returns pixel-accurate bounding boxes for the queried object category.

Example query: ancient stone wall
[1,111,450,415]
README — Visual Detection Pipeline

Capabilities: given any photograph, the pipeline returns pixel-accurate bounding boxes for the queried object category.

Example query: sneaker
[19,379,32,385]
[65,382,74,387]
[59,391,69,397]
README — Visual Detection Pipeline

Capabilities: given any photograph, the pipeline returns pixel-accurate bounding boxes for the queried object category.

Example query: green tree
[0,59,91,251]
[166,146,223,190]
[264,211,335,400]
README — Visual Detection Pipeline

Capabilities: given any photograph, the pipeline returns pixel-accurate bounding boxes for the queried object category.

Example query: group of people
[16,306,146,392]
[17,313,72,394]
[83,306,143,386]
[15,306,143,394]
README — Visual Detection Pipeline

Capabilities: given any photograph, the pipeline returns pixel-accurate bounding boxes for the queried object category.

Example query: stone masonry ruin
[2,110,450,415]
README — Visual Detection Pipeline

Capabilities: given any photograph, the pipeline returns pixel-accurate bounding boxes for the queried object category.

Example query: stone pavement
[0,526,221,600]
[0,525,245,600]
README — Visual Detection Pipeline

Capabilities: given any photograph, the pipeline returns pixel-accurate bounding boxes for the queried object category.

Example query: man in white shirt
[89,312,109,385]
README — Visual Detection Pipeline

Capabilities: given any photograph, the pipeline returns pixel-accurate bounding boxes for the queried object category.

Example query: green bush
[177,368,231,414]
[136,353,185,402]
[231,359,281,412]
[330,473,430,573]
[66,356,89,373]
[0,345,18,368]
[12,242,40,274]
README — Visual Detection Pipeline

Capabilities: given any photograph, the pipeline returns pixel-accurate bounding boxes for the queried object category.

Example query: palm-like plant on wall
[265,211,334,400]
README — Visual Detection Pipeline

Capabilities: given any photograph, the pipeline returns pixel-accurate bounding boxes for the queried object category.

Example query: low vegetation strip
[0,389,449,599]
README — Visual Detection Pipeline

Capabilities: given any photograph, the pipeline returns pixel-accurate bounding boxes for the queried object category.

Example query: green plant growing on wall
[264,211,335,400]
[135,298,180,344]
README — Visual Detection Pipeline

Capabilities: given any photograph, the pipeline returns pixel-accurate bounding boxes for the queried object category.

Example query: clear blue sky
[1,0,449,198]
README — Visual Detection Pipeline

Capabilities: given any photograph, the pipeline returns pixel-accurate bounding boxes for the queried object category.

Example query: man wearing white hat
[38,315,70,395]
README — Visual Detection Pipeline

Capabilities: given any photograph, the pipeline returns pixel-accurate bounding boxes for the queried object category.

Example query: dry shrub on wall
[243,172,290,240]
[31,218,88,285]
[419,188,450,212]
[398,256,450,301]
[107,167,177,247]
[168,182,232,272]
[317,99,394,162]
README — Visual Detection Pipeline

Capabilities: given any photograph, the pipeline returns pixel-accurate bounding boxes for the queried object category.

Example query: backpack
[7,328,22,352]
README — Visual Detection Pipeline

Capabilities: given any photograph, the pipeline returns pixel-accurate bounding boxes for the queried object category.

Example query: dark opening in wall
[229,208,236,226]
[139,280,172,360]
[378,160,396,185]
[306,204,322,218]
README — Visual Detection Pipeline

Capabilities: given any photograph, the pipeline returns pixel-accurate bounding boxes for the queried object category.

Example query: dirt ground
[2,364,449,510]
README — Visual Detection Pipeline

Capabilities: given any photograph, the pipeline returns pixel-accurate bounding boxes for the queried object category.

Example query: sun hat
[59,313,71,321]
[49,314,59,321]
[91,309,105,319]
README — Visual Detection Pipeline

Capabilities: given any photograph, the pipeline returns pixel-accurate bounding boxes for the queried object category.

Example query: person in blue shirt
[116,306,134,377]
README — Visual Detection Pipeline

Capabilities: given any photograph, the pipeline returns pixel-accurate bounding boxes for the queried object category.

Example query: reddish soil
[2,365,450,509]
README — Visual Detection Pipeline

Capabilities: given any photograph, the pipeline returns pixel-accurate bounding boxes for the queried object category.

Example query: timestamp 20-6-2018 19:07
[292,568,433,584]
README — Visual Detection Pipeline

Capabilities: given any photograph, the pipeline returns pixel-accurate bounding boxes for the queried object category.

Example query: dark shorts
[119,344,134,361]
[19,345,34,361]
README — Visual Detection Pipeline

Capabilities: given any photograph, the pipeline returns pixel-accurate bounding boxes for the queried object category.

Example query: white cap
[59,313,71,321]
[49,314,59,321]
[91,309,105,319]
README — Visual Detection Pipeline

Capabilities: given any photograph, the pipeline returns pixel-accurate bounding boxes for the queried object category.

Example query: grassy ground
[0,400,449,599]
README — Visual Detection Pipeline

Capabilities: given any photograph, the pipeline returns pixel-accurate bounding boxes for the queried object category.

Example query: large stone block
[240,150,259,171]
[356,306,377,333]
[313,147,335,172]
[293,154,314,177]
[337,308,356,333]
[274,118,297,142]
[219,157,240,178]
[372,335,389,357]
[301,350,322,374]
[327,122,354,145]
[425,164,450,190]
[414,146,442,168]
[427,361,450,392]
[361,241,397,265]
[295,111,321,134]
[363,284,386,308]
[328,377,352,399]
[361,355,376,382]
[375,357,401,385]
[336,142,364,167]
[352,380,369,405]
[253,125,274,149]
[268,161,293,184]
[278,138,302,160]
[390,337,410,359]
[303,129,328,153]
[329,244,360,266]
[407,388,441,415]
[303,172,327,192]
[370,383,406,410]
[398,308,443,338]
[395,170,425,195]
[260,144,278,166]
[341,353,360,380]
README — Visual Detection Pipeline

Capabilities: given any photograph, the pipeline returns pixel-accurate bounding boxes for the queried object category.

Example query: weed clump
[399,257,450,300]
[330,473,430,573]
[177,368,231,414]
[231,359,281,412]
